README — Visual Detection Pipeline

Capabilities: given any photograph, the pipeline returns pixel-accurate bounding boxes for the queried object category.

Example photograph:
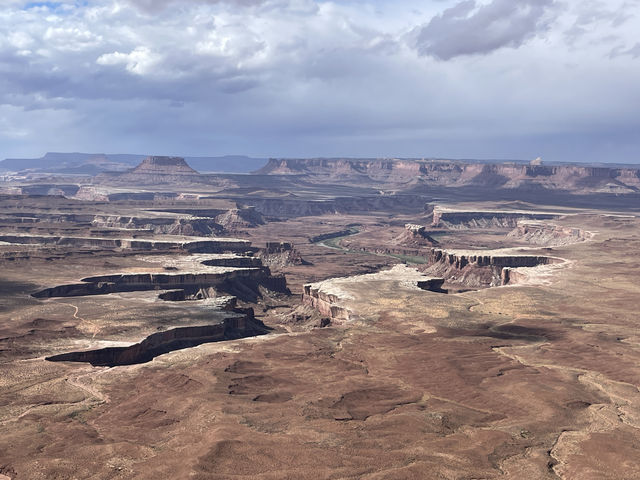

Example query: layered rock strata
[258,158,640,193]
[432,207,560,229]
[303,265,446,321]
[309,227,359,244]
[0,234,250,253]
[257,242,307,267]
[45,308,266,366]
[507,222,592,246]
[32,267,289,300]
[421,248,553,287]
[242,195,426,218]
[395,224,439,247]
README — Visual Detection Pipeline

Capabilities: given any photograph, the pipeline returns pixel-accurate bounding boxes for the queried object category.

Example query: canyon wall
[302,266,447,321]
[258,158,640,194]
[432,209,560,229]
[507,223,591,246]
[302,284,352,321]
[45,310,266,366]
[33,267,289,300]
[241,195,426,218]
[0,234,251,253]
[421,248,552,287]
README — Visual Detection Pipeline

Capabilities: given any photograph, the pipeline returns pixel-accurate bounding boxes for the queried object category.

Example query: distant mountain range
[0,152,268,174]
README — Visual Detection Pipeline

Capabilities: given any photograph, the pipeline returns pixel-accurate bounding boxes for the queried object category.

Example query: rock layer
[46,309,265,366]
[303,266,446,321]
[32,267,289,301]
[432,208,560,229]
[421,248,552,287]
[258,158,640,193]
[507,222,591,246]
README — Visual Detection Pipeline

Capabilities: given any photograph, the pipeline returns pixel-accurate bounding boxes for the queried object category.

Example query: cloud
[413,0,556,60]
[124,0,263,13]
[0,0,639,163]
[97,47,160,75]
[564,0,636,44]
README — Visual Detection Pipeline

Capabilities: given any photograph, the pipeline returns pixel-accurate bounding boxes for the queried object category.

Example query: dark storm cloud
[414,0,555,60]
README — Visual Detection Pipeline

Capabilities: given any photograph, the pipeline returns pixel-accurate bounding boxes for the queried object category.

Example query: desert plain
[0,157,639,479]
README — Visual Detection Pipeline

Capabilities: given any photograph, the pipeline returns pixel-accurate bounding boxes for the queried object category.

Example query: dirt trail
[66,367,111,404]
[58,302,101,338]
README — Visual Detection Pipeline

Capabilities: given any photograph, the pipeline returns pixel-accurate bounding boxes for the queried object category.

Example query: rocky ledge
[432,207,561,229]
[303,265,445,321]
[33,266,289,302]
[507,222,592,246]
[46,307,267,366]
[421,247,555,287]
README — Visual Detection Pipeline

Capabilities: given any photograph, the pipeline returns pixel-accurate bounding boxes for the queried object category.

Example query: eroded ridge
[303,265,446,321]
[420,247,556,288]
[431,206,563,229]
[46,308,266,367]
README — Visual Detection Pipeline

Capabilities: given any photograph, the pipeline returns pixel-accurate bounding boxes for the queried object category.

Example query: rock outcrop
[89,215,224,236]
[432,207,560,229]
[215,207,265,231]
[303,265,446,322]
[395,224,439,247]
[507,222,591,246]
[32,267,289,301]
[421,248,552,287]
[130,156,198,175]
[94,156,223,186]
[257,242,307,267]
[257,158,640,194]
[45,309,267,366]
[0,234,250,253]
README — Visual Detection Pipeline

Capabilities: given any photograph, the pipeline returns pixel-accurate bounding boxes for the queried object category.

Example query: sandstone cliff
[432,207,561,229]
[395,224,439,247]
[421,248,552,287]
[45,310,267,366]
[94,156,228,186]
[257,158,640,194]
[507,222,591,246]
[33,267,289,301]
[302,265,446,322]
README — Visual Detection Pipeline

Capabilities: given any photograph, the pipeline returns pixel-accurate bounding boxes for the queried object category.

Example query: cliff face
[0,234,250,253]
[257,158,446,179]
[257,242,307,267]
[131,156,199,175]
[507,223,591,246]
[421,248,552,287]
[244,195,426,218]
[32,267,289,300]
[302,284,352,321]
[395,224,438,247]
[215,207,265,230]
[302,265,446,322]
[257,158,640,194]
[432,208,560,229]
[91,215,224,236]
[45,310,267,366]
[94,156,226,186]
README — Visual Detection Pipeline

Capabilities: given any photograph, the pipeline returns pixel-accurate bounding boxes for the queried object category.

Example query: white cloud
[97,47,160,75]
[44,26,103,51]
[0,0,638,162]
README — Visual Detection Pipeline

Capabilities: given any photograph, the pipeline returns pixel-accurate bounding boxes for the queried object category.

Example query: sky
[0,0,639,163]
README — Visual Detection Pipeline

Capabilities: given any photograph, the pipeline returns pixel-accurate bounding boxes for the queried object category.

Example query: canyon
[0,155,639,480]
